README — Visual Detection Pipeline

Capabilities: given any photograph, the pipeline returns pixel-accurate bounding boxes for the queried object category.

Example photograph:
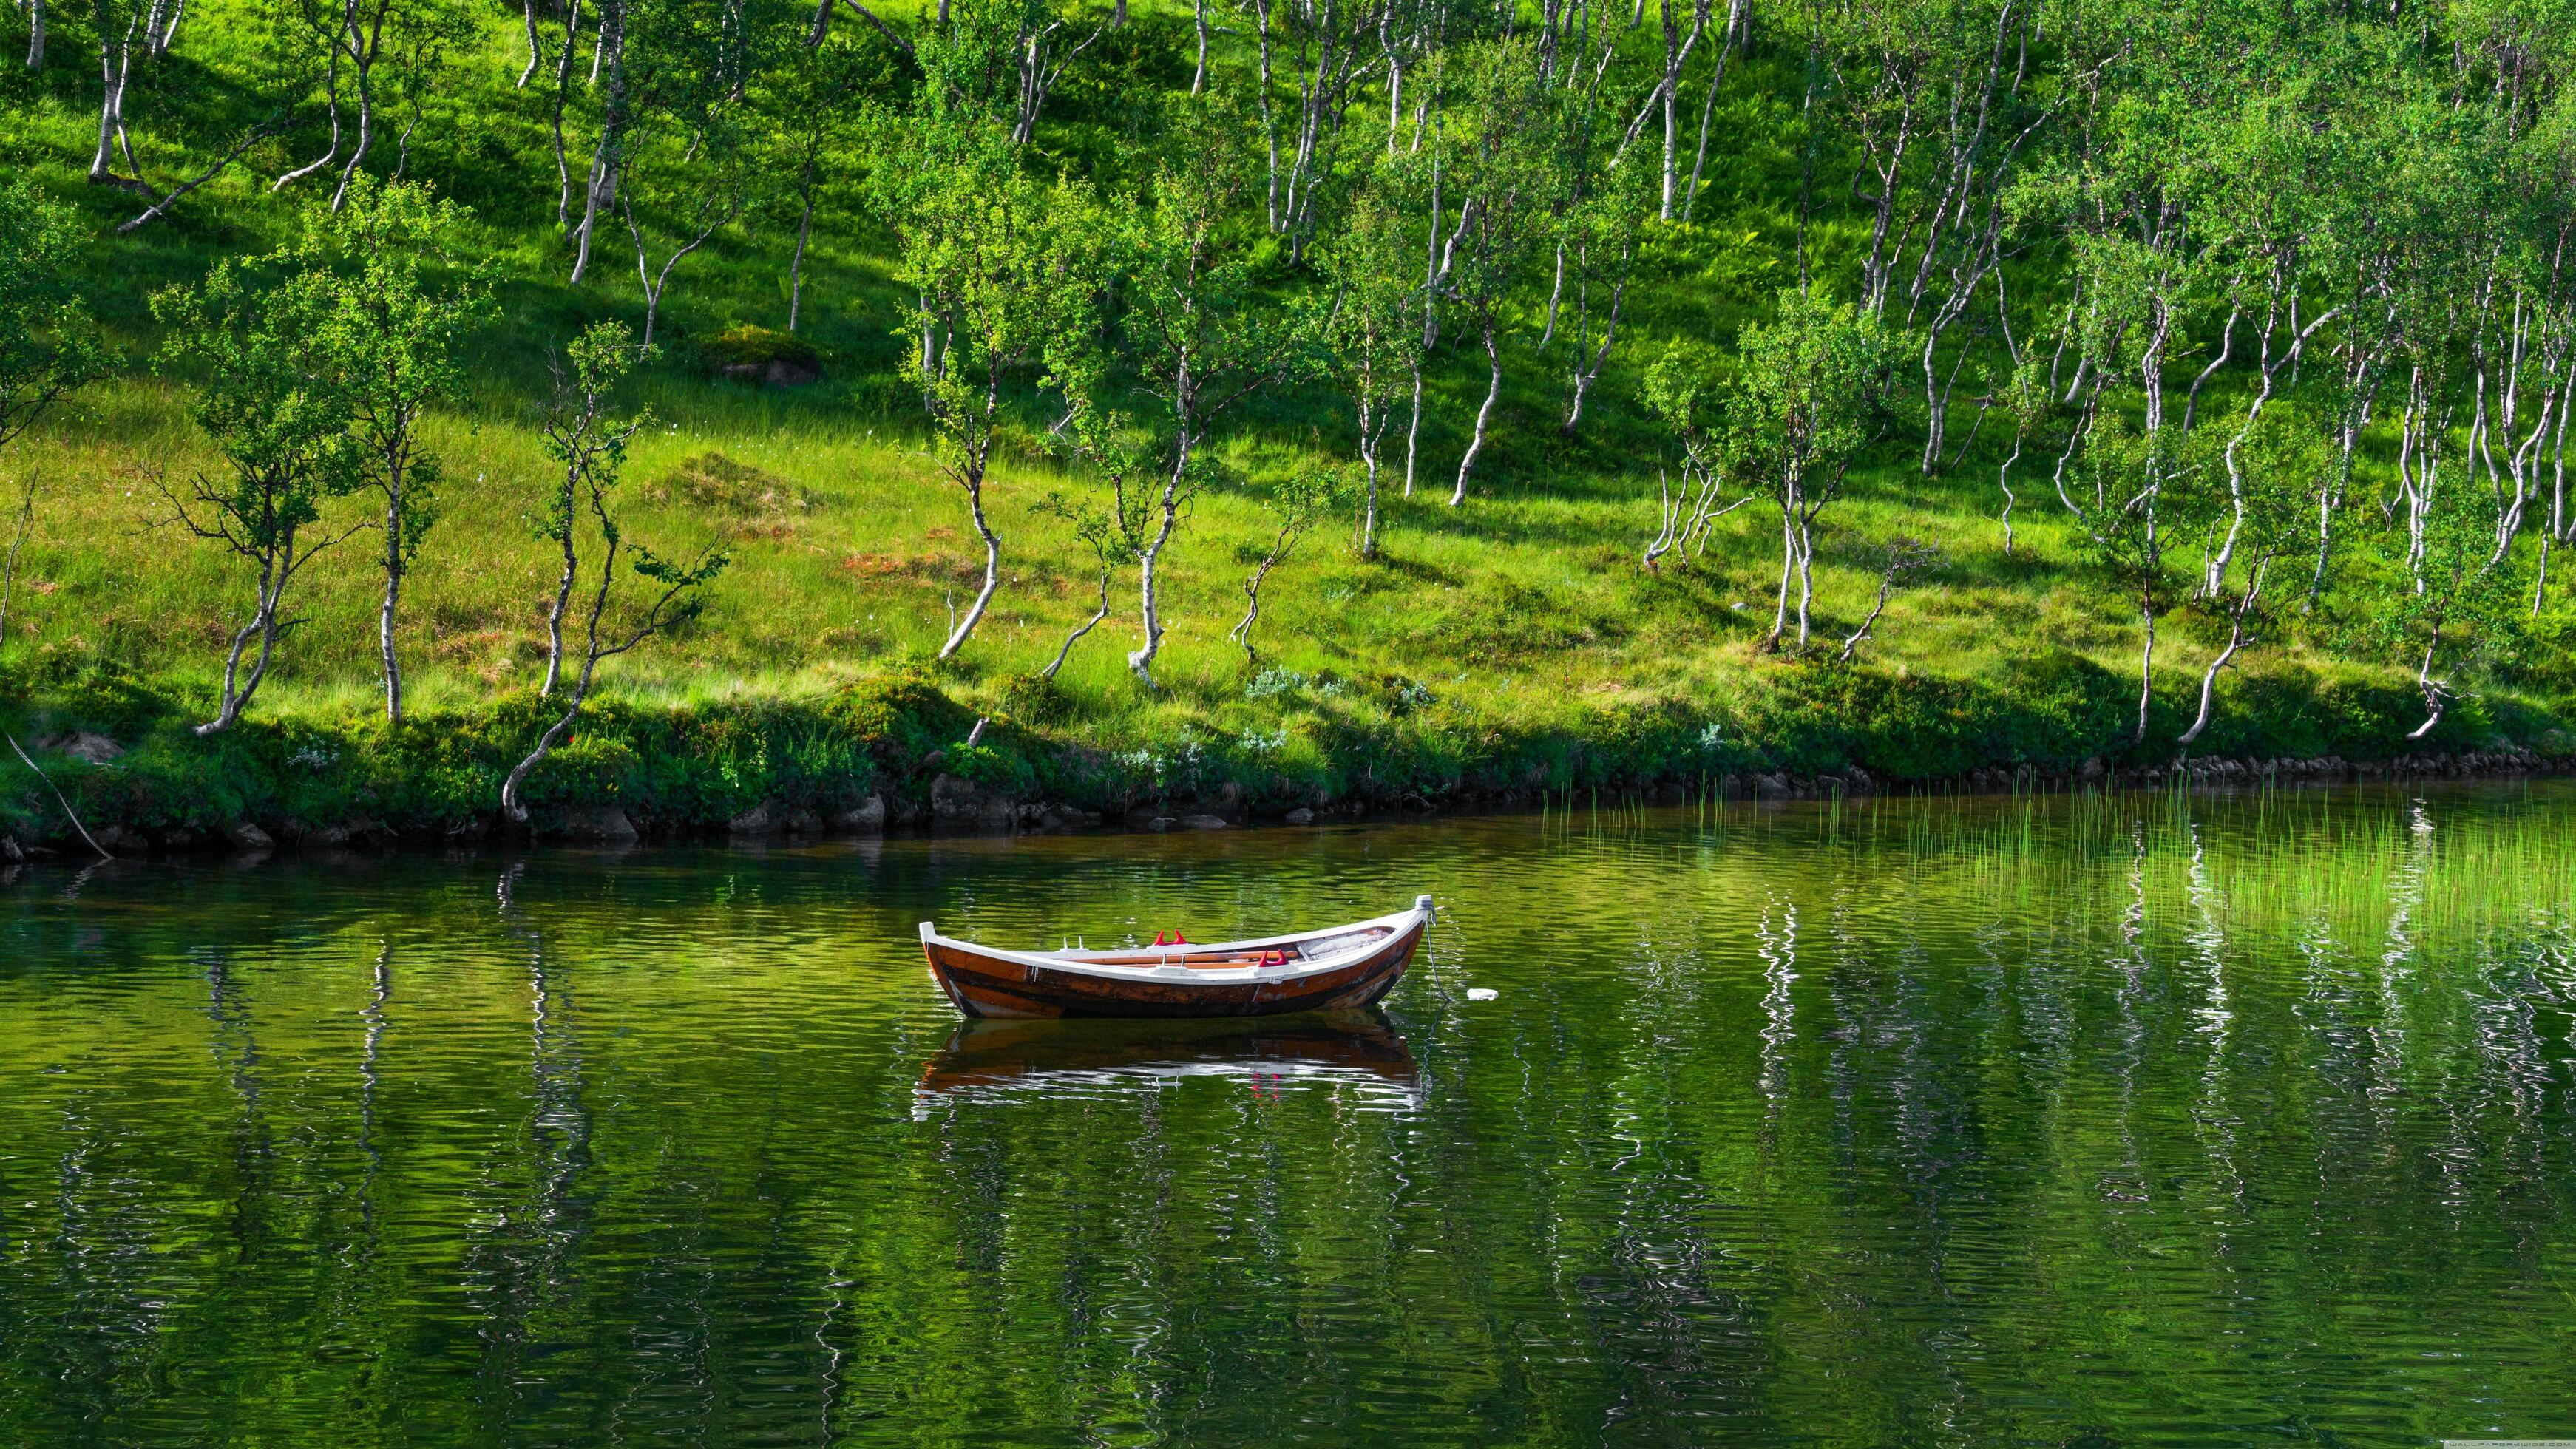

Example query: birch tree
[2373,452,2522,742]
[889,129,1100,661]
[302,177,489,725]
[501,360,727,825]
[87,0,279,232]
[151,258,365,735]
[1435,39,1553,506]
[1251,0,1375,257]
[2057,415,2212,747]
[269,0,473,208]
[756,27,880,332]
[1554,146,1648,435]
[1638,338,1753,568]
[2175,406,2318,746]
[618,116,749,350]
[1317,160,1424,558]
[1229,464,1345,664]
[531,322,648,696]
[1101,91,1301,687]
[1717,288,1897,652]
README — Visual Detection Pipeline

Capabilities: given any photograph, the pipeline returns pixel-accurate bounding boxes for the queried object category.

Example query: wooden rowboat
[918,896,1433,1019]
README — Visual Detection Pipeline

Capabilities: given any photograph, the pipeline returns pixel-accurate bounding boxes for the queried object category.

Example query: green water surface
[2,784,2573,1446]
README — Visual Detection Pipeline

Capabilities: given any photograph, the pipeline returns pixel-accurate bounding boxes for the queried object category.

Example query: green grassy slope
[0,0,2569,844]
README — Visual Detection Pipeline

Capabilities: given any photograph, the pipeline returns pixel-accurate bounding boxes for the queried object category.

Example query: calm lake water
[2,784,2573,1447]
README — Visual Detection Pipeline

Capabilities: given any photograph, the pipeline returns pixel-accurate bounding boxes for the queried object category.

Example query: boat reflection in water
[915,1011,1421,1116]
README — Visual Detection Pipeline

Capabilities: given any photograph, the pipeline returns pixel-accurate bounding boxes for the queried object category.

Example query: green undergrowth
[2,655,2566,846]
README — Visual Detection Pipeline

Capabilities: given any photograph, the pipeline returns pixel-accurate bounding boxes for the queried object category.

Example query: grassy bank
[6,0,2576,851]
[4,643,2569,853]
[5,251,2574,847]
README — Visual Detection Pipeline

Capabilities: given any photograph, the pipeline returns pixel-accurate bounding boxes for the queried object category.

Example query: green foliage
[302,175,492,569]
[534,322,647,556]
[0,181,109,451]
[150,238,367,722]
[40,658,175,738]
[8,0,2576,819]
[700,324,820,369]
[994,670,1074,724]
[827,665,977,776]
[1717,288,1902,505]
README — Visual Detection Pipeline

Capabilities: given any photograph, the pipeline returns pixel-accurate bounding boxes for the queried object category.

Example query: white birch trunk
[1448,322,1500,506]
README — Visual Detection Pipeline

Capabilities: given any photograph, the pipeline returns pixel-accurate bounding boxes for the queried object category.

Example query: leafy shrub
[995,671,1074,724]
[1372,673,1434,717]
[946,740,1037,795]
[521,733,640,807]
[1244,667,1309,700]
[1977,649,2129,767]
[828,665,975,770]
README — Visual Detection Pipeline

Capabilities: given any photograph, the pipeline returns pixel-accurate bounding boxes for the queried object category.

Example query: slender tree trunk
[1562,265,1625,434]
[518,0,541,85]
[2405,634,2444,739]
[572,157,613,282]
[1232,554,1280,662]
[1407,143,1440,499]
[2132,600,2155,746]
[569,0,625,282]
[937,453,1002,660]
[1191,0,1207,93]
[1680,0,1740,224]
[273,27,347,194]
[328,0,385,211]
[549,0,581,223]
[379,485,406,725]
[1792,519,1814,647]
[1539,243,1564,349]
[1383,40,1400,157]
[1130,535,1168,683]
[2177,625,2243,747]
[541,513,577,696]
[1402,359,1423,498]
[1765,495,1794,651]
[198,549,290,736]
[1358,390,1382,558]
[1659,37,1678,219]
[1128,435,1192,685]
[787,154,817,331]
[89,18,132,182]
[1836,565,1894,663]
[503,685,586,821]
[26,0,44,69]
[1449,321,1500,506]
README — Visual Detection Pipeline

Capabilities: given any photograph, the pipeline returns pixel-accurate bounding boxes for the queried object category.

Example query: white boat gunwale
[918,896,1433,986]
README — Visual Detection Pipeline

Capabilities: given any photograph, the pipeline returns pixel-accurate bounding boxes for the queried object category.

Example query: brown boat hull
[922,917,1425,1019]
